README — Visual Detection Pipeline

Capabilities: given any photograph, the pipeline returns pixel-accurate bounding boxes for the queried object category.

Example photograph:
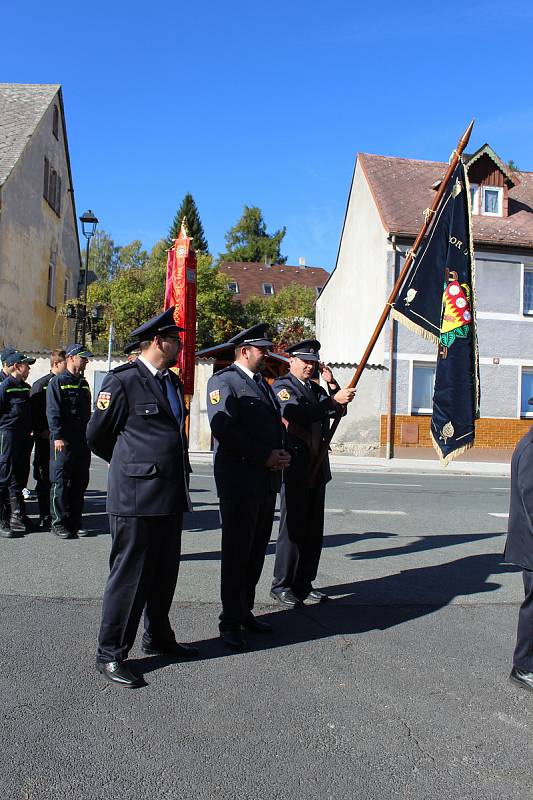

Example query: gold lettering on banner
[449,236,469,256]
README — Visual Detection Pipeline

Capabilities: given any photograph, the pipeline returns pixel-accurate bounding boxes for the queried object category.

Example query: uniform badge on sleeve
[209,389,220,405]
[96,391,111,410]
[277,389,290,401]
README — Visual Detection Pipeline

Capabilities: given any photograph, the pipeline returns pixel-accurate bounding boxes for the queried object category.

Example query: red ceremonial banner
[164,220,197,395]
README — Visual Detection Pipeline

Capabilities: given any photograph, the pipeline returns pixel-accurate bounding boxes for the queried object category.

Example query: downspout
[385,235,397,459]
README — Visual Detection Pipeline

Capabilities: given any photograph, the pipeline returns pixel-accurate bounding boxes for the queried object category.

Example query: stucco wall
[0,93,80,351]
[316,159,390,366]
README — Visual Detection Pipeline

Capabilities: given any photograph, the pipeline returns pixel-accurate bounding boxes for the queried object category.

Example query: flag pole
[310,120,475,482]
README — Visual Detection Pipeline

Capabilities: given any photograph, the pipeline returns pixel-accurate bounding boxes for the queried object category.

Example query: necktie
[253,373,271,401]
[161,373,181,425]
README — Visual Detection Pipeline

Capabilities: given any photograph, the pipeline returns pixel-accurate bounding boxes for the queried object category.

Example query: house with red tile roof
[316,144,533,454]
[218,261,328,304]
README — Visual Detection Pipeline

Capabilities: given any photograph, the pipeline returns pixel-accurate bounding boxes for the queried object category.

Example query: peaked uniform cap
[129,307,185,343]
[5,351,36,366]
[66,344,93,358]
[285,339,321,362]
[0,346,17,363]
[227,323,273,348]
[124,341,141,355]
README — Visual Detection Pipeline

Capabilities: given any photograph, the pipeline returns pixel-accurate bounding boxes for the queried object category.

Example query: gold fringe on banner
[431,429,474,466]
[390,308,440,346]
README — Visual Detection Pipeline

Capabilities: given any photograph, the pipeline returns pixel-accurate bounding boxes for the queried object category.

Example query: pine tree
[219,206,287,264]
[167,193,209,253]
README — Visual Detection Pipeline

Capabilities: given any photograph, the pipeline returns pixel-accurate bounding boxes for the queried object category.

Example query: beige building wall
[0,93,80,351]
[316,158,392,453]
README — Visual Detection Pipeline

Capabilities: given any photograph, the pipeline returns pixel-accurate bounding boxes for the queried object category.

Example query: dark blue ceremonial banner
[392,161,480,464]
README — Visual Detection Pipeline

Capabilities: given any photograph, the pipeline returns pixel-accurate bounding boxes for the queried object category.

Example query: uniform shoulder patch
[209,389,220,405]
[277,388,291,401]
[96,391,111,410]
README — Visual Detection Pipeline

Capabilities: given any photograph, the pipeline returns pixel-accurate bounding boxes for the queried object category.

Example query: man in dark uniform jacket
[30,349,66,529]
[271,340,355,607]
[0,347,17,532]
[87,307,197,689]
[505,424,533,692]
[46,344,93,539]
[0,351,36,537]
[207,324,291,650]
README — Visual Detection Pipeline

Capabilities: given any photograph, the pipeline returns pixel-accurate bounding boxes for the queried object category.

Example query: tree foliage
[87,239,167,351]
[243,284,316,349]
[219,206,287,265]
[167,193,208,253]
[196,256,247,348]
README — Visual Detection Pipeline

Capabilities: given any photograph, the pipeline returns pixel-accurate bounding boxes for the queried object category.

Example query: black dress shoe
[243,616,273,633]
[270,589,303,608]
[305,589,328,602]
[141,641,200,658]
[510,666,533,692]
[52,525,75,539]
[220,629,248,650]
[96,660,142,688]
[0,526,22,539]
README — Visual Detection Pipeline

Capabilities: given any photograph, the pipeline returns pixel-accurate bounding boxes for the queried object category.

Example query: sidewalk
[189,447,512,477]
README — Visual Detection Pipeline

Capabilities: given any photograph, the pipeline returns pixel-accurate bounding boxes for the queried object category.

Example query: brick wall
[380,415,532,448]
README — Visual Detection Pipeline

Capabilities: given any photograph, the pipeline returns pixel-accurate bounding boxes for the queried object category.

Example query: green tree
[88,229,118,280]
[115,240,149,271]
[167,193,209,253]
[196,255,247,348]
[87,239,167,351]
[219,206,287,264]
[243,284,316,349]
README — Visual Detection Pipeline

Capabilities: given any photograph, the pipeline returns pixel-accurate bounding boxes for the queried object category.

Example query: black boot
[9,494,29,533]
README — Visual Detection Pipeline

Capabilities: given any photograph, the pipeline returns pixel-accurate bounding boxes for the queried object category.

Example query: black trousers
[50,442,90,531]
[513,569,533,670]
[0,430,32,497]
[97,514,183,663]
[33,437,51,520]
[272,480,326,595]
[219,492,276,631]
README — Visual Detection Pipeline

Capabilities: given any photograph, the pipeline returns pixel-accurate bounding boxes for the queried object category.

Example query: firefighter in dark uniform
[505,422,533,693]
[0,351,36,537]
[46,344,93,539]
[30,349,67,529]
[0,347,17,531]
[270,340,355,607]
[206,324,291,650]
[87,307,197,689]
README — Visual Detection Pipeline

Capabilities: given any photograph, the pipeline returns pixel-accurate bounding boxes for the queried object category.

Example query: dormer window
[262,283,274,296]
[469,183,502,217]
[228,281,239,294]
[482,186,502,216]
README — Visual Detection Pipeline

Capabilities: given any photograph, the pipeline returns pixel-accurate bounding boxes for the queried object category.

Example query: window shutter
[56,174,61,215]
[43,157,49,200]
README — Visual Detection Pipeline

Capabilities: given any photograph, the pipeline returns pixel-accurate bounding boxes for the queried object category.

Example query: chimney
[299,256,306,267]
[264,257,272,268]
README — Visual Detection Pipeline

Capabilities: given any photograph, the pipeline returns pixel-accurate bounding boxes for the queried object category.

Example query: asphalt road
[2,461,531,800]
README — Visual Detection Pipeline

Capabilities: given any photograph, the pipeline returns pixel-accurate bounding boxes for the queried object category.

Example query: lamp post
[79,209,99,345]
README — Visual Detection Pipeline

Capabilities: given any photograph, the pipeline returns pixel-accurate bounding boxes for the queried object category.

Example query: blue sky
[3,0,532,270]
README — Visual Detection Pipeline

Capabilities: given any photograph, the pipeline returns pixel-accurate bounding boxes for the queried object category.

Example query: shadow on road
[129,552,521,680]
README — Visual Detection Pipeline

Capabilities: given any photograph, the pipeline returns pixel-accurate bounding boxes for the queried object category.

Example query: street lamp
[79,209,99,345]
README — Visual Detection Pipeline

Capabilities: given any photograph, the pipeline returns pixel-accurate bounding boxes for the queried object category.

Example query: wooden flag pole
[309,120,475,482]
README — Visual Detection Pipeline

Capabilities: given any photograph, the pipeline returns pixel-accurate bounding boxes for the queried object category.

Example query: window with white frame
[470,183,480,214]
[481,186,502,216]
[315,286,322,296]
[521,367,533,416]
[412,362,436,414]
[523,267,533,315]
[228,281,239,294]
[262,283,274,295]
